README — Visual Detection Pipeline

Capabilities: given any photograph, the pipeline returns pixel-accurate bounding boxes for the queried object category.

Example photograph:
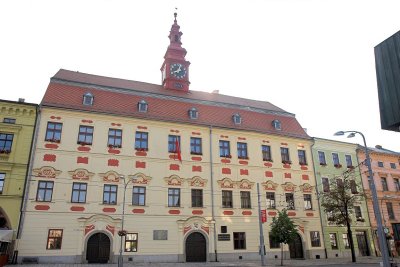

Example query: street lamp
[334,131,391,267]
[118,175,132,267]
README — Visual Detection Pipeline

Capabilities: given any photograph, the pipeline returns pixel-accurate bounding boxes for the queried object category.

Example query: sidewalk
[5,256,390,267]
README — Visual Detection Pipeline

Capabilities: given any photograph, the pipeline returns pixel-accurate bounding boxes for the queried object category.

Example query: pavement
[5,256,397,267]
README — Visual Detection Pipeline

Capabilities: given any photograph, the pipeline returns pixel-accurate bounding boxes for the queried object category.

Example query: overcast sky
[1,0,399,151]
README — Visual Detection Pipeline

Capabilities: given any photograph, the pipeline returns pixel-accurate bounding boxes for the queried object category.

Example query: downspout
[209,126,218,262]
[310,140,328,259]
[16,105,41,241]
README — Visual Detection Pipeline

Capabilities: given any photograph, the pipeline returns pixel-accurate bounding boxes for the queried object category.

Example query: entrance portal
[86,233,111,263]
[356,231,370,256]
[185,232,206,262]
[289,233,304,259]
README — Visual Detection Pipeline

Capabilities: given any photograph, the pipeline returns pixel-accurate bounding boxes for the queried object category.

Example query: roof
[41,69,310,139]
[357,145,400,156]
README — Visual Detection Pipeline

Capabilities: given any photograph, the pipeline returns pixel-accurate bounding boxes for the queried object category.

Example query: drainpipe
[209,126,218,262]
[17,106,41,241]
[310,140,328,259]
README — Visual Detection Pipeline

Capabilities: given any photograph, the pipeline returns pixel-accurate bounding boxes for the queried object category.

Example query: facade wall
[312,138,374,259]
[358,147,400,257]
[0,100,37,256]
[17,108,324,263]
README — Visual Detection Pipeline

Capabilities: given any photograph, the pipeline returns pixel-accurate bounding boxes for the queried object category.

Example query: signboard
[261,209,267,223]
[218,234,231,241]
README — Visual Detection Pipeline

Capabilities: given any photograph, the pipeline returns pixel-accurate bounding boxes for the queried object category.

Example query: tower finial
[174,7,177,22]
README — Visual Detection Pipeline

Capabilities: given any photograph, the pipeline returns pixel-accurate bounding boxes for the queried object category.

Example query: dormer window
[138,100,148,112]
[272,119,281,130]
[188,108,198,119]
[83,93,94,106]
[233,114,242,125]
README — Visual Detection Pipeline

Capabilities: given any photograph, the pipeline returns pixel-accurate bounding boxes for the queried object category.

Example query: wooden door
[86,233,110,263]
[185,232,206,262]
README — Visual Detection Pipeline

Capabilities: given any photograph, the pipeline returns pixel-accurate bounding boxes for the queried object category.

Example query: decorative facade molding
[129,173,152,185]
[164,175,184,186]
[99,171,122,183]
[187,176,207,187]
[217,177,235,189]
[68,168,95,180]
[262,180,278,191]
[32,166,62,178]
[237,179,255,189]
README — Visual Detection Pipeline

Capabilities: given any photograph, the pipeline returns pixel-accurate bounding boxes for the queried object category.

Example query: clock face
[170,63,187,79]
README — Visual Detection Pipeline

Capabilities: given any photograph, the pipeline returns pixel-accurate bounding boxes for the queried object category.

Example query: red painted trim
[81,119,93,123]
[284,173,292,178]
[45,144,59,149]
[137,126,147,130]
[35,205,50,210]
[103,207,116,213]
[302,175,309,180]
[192,210,203,215]
[306,212,314,217]
[240,169,249,175]
[264,162,273,167]
[78,146,91,152]
[192,156,202,161]
[77,157,88,164]
[222,168,231,174]
[268,211,277,216]
[301,166,308,170]
[43,154,56,162]
[168,210,181,214]
[108,159,119,166]
[108,148,120,154]
[265,171,273,177]
[288,211,296,216]
[132,209,145,214]
[192,166,202,172]
[283,164,291,169]
[242,211,252,216]
[136,161,146,168]
[221,159,231,164]
[239,160,248,165]
[70,206,85,212]
[191,132,201,135]
[135,151,147,157]
[281,142,288,146]
[223,210,234,215]
[170,164,180,171]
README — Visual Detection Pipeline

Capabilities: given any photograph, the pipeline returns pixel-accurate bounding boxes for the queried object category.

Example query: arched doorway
[185,232,206,262]
[86,233,111,263]
[289,233,303,259]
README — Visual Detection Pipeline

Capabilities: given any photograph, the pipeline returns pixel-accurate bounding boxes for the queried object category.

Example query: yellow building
[17,14,325,263]
[0,99,37,261]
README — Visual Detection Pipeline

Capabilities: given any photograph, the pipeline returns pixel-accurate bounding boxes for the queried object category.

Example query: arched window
[188,108,198,119]
[138,100,148,112]
[232,114,242,125]
[82,93,94,106]
[272,119,281,130]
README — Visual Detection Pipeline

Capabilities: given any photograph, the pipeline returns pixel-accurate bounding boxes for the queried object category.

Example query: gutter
[209,126,218,262]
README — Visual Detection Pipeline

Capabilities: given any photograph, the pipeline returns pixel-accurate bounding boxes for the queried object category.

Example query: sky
[1,0,399,151]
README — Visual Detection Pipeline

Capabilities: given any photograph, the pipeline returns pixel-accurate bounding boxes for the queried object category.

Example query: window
[330,233,338,249]
[391,163,397,169]
[354,206,362,220]
[77,125,93,145]
[188,108,198,119]
[332,153,340,166]
[342,233,350,249]
[381,177,388,191]
[336,179,344,189]
[132,186,146,206]
[3,118,15,124]
[318,151,326,165]
[168,135,180,153]
[219,140,230,157]
[345,155,353,167]
[168,188,180,207]
[272,119,281,130]
[261,145,272,161]
[0,133,14,153]
[281,147,290,163]
[322,177,330,192]
[394,178,400,192]
[191,189,203,207]
[286,193,295,210]
[71,182,87,203]
[36,181,54,202]
[138,100,148,112]
[240,191,251,209]
[232,114,241,124]
[46,229,63,250]
[387,202,395,220]
[125,233,138,252]
[266,192,276,209]
[233,232,246,249]
[103,184,117,205]
[237,142,248,159]
[135,131,148,151]
[378,161,384,167]
[327,211,335,221]
[304,194,312,210]
[298,150,307,165]
[0,173,4,194]
[222,190,233,208]
[350,180,358,194]
[45,122,62,142]
[310,231,321,247]
[82,92,94,106]
[190,137,202,155]
[269,233,280,248]
[108,129,122,148]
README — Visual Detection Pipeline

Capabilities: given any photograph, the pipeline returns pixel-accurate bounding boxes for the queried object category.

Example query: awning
[0,230,13,242]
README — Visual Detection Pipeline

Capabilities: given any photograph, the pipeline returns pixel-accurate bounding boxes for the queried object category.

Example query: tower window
[233,114,242,125]
[138,100,148,112]
[82,93,94,106]
[272,119,281,130]
[188,108,198,119]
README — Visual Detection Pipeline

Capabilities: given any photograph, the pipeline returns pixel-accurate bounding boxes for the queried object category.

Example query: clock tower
[161,12,190,92]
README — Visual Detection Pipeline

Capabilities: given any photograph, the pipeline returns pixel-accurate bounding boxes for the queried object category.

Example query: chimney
[18,98,25,103]
[375,145,383,149]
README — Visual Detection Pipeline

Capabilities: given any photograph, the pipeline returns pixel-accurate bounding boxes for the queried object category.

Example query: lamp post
[118,175,131,267]
[334,131,391,267]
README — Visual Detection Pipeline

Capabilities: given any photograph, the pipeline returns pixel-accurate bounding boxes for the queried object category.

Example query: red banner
[261,209,267,223]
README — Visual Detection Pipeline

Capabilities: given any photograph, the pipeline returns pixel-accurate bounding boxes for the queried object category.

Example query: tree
[270,209,298,266]
[319,169,365,263]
